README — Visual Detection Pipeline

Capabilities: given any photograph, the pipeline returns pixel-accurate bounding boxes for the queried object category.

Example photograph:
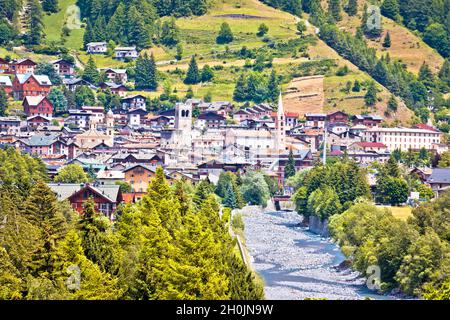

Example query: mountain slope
[331,0,445,74]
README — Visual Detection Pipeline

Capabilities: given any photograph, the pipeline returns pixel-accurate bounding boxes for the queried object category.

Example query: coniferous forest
[0,148,263,300]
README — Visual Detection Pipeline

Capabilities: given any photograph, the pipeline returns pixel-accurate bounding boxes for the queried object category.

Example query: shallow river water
[242,207,397,300]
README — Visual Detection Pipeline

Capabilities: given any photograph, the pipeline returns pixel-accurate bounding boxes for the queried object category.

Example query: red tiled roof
[414,124,439,132]
[355,142,387,148]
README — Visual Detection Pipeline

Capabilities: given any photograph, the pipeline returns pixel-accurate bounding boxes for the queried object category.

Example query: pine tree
[78,198,121,275]
[223,182,238,209]
[193,179,215,207]
[364,82,378,107]
[23,181,67,275]
[352,79,361,92]
[328,0,342,22]
[285,149,296,179]
[385,155,401,177]
[82,56,100,85]
[160,18,180,47]
[381,0,400,21]
[175,43,183,60]
[52,230,121,300]
[387,94,398,112]
[0,186,42,275]
[107,3,127,44]
[201,64,214,82]
[345,0,357,16]
[27,0,44,46]
[216,22,234,44]
[147,53,158,90]
[0,247,23,299]
[225,254,264,299]
[257,23,269,37]
[0,87,7,116]
[42,0,58,13]
[439,59,450,88]
[148,166,171,203]
[126,5,151,49]
[83,20,94,48]
[383,32,391,48]
[233,74,247,102]
[267,70,279,102]
[184,56,200,84]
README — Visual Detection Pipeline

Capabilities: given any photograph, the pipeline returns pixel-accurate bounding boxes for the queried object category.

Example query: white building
[114,47,139,60]
[362,127,442,151]
[86,42,107,54]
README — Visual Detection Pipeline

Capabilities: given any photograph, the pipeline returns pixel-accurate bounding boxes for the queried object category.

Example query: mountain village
[0,54,448,220]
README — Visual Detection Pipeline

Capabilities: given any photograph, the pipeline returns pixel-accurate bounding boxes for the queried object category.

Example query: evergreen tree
[134,52,158,91]
[175,43,183,60]
[0,247,23,299]
[201,64,214,82]
[126,5,151,49]
[35,63,62,85]
[285,149,296,179]
[107,3,127,44]
[223,182,238,209]
[78,198,121,275]
[296,21,306,36]
[82,56,100,85]
[438,59,450,88]
[257,23,269,37]
[352,79,361,92]
[328,0,342,22]
[216,22,234,44]
[83,20,94,48]
[184,56,200,84]
[345,0,357,16]
[27,0,44,46]
[0,87,7,116]
[24,181,67,275]
[381,0,400,21]
[42,0,58,13]
[267,70,279,102]
[364,82,378,107]
[160,17,180,47]
[387,94,398,112]
[383,32,391,48]
[233,74,247,102]
[52,230,121,299]
[48,88,68,115]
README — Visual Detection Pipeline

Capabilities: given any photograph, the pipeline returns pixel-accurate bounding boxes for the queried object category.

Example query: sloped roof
[48,183,121,202]
[0,75,12,86]
[427,169,450,184]
[24,95,47,106]
[16,74,52,86]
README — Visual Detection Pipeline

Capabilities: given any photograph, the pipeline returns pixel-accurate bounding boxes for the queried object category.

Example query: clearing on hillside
[283,76,325,116]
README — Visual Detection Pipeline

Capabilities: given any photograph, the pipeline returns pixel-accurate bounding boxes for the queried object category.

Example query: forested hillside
[0,148,264,300]
[79,0,208,49]
[301,0,449,129]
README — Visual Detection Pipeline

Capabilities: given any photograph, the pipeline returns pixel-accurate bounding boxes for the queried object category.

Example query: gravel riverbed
[241,206,397,300]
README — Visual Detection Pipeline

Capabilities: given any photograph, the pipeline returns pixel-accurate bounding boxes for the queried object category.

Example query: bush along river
[240,206,398,300]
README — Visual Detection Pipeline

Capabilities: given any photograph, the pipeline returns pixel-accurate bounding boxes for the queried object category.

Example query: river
[241,206,397,300]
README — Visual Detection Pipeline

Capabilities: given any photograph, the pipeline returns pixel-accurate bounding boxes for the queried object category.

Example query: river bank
[239,206,398,300]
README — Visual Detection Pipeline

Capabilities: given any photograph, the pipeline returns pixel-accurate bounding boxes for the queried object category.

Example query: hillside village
[0,52,448,218]
[1,0,450,301]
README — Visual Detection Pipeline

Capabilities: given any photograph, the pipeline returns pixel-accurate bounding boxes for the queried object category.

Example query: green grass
[175,0,298,57]
[42,0,84,50]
